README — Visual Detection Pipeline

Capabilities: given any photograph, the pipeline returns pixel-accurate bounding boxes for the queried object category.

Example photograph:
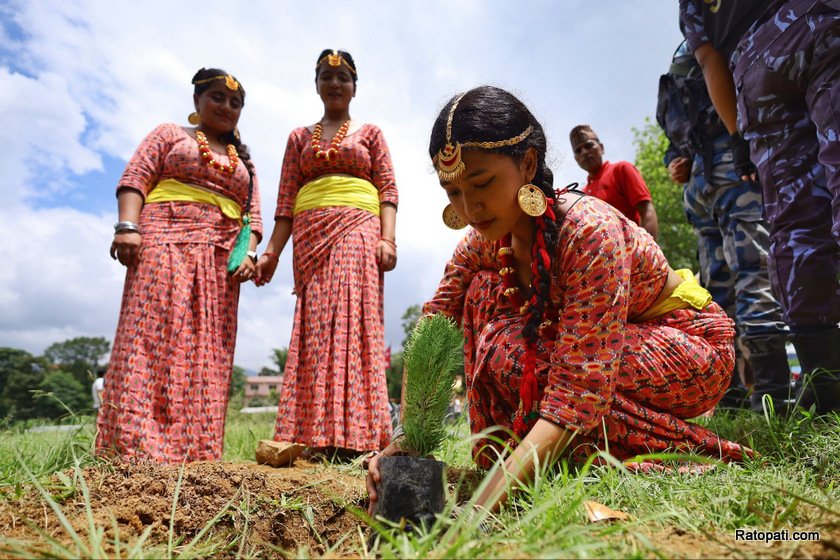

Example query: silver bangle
[114,221,141,234]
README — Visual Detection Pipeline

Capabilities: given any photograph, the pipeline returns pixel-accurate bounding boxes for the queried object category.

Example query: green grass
[1,407,838,558]
[368,409,840,558]
[222,412,277,461]
[0,416,98,486]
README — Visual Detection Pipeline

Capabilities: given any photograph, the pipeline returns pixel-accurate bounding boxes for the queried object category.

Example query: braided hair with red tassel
[429,86,562,443]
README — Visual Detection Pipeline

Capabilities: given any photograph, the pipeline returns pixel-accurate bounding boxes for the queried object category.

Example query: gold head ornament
[317,50,357,76]
[433,91,534,182]
[192,73,240,91]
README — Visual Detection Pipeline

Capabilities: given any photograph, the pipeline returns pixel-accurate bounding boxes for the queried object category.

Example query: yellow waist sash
[636,268,713,321]
[293,174,380,216]
[146,178,242,220]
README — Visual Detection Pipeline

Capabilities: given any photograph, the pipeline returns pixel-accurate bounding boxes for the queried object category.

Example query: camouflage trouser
[732,0,840,330]
[684,137,787,338]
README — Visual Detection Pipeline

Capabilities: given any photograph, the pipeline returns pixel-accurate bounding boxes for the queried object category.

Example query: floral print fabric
[424,196,750,469]
[272,123,397,451]
[97,123,262,463]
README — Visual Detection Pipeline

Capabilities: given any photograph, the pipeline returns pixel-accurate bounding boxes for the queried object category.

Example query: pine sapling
[401,314,464,457]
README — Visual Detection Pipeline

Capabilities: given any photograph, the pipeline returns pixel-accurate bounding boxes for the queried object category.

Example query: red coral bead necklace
[195,130,239,173]
[312,120,350,161]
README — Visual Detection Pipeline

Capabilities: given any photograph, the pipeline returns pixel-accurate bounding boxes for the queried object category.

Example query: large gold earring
[442,204,467,230]
[518,184,547,217]
[188,111,200,125]
[233,127,240,141]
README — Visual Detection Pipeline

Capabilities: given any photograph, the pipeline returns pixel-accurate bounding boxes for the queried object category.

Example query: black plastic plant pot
[375,455,446,528]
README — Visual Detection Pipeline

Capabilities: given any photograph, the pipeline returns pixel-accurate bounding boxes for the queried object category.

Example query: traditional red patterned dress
[96,123,262,463]
[273,124,398,452]
[423,195,750,469]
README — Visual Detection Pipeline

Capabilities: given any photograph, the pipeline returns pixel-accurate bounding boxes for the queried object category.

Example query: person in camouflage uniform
[679,0,840,414]
[657,41,792,413]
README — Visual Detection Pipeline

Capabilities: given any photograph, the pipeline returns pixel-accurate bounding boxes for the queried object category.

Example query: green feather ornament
[227,214,252,273]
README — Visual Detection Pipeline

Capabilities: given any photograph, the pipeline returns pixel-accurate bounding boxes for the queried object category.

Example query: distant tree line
[0,336,110,422]
[0,320,419,424]
[0,336,255,424]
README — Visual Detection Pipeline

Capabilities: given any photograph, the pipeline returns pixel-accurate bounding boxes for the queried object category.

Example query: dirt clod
[255,440,305,468]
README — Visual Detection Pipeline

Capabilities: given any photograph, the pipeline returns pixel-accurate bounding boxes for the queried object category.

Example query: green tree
[44,336,110,386]
[633,119,698,270]
[34,370,88,419]
[0,347,30,396]
[270,348,289,374]
[401,305,422,342]
[230,365,246,397]
[401,314,463,456]
[387,304,466,402]
[0,348,49,420]
[385,350,404,401]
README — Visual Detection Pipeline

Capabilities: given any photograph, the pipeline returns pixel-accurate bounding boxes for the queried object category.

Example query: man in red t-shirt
[570,125,659,240]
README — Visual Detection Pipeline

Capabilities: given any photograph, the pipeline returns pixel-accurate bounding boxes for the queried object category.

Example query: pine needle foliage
[402,314,464,457]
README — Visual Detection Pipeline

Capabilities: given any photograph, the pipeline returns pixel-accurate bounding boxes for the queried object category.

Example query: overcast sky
[0,1,683,371]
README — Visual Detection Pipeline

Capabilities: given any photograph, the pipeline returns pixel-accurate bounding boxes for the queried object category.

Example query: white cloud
[0,206,121,344]
[0,0,683,369]
[0,69,102,205]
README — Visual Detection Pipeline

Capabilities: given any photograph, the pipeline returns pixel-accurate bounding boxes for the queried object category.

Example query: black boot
[791,329,840,415]
[741,333,794,415]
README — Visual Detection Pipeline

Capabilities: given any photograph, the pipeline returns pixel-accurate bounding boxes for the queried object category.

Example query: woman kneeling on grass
[367,86,751,513]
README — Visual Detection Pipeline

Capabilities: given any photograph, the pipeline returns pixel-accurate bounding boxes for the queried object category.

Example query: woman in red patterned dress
[256,50,397,455]
[368,86,750,513]
[98,68,262,463]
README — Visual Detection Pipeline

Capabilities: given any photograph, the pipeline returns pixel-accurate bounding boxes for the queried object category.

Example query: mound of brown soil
[9,459,828,559]
[0,459,372,557]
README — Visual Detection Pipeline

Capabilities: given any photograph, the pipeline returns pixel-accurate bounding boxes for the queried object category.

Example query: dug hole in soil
[0,459,371,556]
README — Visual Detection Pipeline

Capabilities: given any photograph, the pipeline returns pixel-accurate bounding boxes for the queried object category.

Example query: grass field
[0,408,838,558]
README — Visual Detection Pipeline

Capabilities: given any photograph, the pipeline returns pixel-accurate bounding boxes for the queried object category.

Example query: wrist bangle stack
[262,251,279,261]
[380,237,397,249]
[114,221,141,234]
